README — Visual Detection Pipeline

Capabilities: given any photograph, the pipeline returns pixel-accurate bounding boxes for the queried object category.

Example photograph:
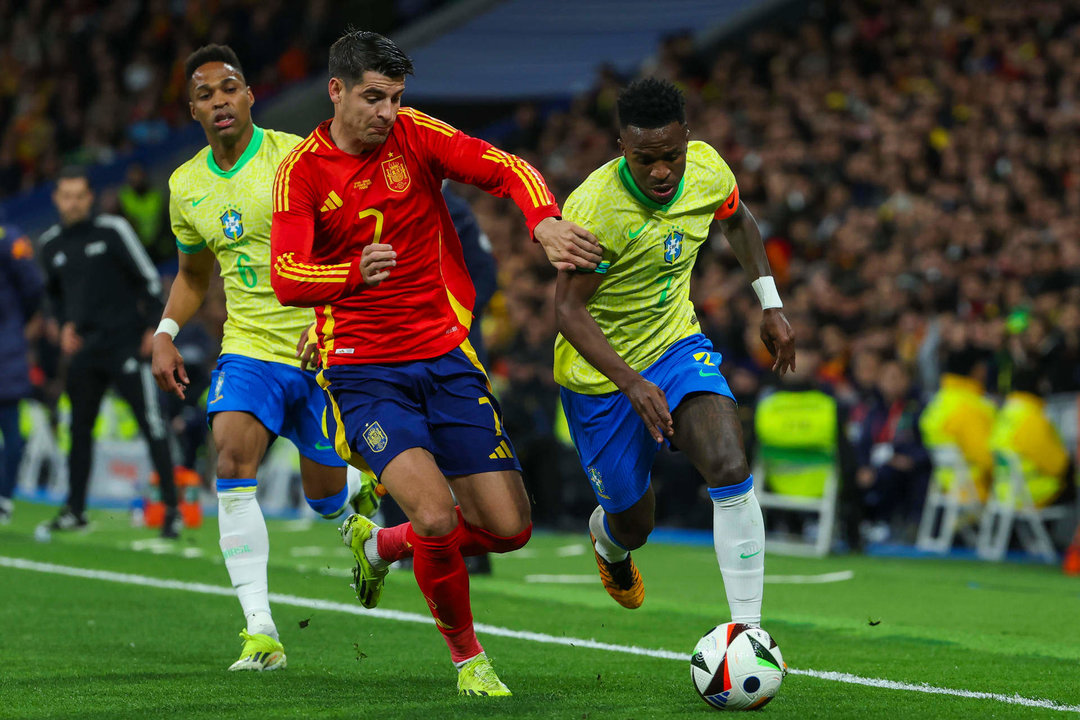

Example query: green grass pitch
[1,501,1078,719]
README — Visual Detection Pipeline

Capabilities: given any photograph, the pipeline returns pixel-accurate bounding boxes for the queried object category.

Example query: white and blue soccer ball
[690,623,786,711]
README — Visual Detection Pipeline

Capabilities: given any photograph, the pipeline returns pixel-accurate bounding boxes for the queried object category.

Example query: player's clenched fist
[361,243,396,287]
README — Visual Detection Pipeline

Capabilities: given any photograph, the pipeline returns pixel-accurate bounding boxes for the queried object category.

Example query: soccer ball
[690,623,786,711]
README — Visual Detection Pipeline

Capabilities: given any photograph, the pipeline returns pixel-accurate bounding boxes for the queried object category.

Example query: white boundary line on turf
[3,556,1078,714]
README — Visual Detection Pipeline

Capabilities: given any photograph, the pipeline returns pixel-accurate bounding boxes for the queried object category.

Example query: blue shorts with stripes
[560,334,736,513]
[319,345,521,479]
[207,353,344,467]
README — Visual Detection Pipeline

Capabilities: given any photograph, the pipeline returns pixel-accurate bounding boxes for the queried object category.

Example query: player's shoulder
[566,156,622,215]
[686,140,729,173]
[396,107,458,137]
[169,146,213,192]
[260,128,305,161]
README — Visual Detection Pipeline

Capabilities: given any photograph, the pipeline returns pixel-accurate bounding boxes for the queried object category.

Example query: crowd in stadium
[4,0,1078,543]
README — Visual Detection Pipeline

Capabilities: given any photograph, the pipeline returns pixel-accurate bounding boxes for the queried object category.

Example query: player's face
[53,177,94,226]
[189,62,254,143]
[619,122,690,204]
[329,71,405,149]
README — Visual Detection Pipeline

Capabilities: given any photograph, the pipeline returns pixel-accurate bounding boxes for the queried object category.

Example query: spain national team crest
[587,466,610,500]
[382,153,411,193]
[363,421,388,453]
[220,209,244,240]
[663,227,684,264]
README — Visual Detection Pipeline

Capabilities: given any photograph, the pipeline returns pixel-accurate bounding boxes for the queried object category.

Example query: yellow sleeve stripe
[273,136,318,213]
[276,268,347,283]
[482,148,551,208]
[399,108,456,136]
[275,253,351,279]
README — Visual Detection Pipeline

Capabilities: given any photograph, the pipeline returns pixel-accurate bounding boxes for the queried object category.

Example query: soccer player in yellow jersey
[555,79,795,626]
[151,45,378,672]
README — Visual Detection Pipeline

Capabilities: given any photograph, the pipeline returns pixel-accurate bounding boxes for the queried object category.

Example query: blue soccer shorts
[560,333,736,514]
[317,342,521,479]
[207,353,345,467]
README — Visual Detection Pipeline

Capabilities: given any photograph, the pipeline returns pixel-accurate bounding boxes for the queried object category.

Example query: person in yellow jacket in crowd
[988,369,1068,507]
[919,349,997,500]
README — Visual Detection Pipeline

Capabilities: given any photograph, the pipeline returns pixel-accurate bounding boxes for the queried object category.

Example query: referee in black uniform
[39,167,180,538]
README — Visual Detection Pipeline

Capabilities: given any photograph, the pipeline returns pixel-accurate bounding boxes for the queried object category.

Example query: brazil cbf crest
[587,466,610,500]
[363,421,388,452]
[382,153,410,193]
[663,226,684,264]
[220,209,244,240]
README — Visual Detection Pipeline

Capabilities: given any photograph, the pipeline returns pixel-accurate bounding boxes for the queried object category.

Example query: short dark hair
[184,44,245,84]
[56,165,90,185]
[329,29,414,87]
[617,78,686,130]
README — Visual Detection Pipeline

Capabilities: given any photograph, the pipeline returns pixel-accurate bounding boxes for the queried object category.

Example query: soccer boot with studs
[457,653,511,697]
[591,532,645,609]
[228,630,286,672]
[341,513,388,608]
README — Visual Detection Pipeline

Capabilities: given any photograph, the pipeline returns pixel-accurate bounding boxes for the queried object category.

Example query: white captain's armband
[155,318,180,340]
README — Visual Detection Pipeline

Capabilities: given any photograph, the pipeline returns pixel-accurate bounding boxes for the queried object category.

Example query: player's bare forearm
[717,203,770,282]
[555,270,674,441]
[555,271,636,389]
[163,247,215,326]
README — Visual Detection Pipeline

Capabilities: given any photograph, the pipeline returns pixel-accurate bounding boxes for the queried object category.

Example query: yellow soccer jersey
[554,140,740,394]
[169,126,309,366]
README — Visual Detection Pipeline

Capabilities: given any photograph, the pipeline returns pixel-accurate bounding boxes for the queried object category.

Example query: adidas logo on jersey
[320,191,343,212]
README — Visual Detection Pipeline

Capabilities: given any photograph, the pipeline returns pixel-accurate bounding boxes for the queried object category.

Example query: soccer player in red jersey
[270,31,601,696]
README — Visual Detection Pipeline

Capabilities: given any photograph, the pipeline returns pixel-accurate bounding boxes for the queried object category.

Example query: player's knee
[216,446,259,480]
[409,506,459,538]
[702,451,750,490]
[610,516,653,551]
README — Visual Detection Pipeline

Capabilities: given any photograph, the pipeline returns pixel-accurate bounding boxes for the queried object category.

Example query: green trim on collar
[617,157,684,212]
[207,125,264,178]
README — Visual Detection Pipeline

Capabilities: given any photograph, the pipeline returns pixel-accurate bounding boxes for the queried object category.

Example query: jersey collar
[207,125,264,178]
[617,157,685,212]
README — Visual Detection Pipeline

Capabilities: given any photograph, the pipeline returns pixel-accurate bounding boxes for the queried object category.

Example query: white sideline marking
[525,574,596,583]
[764,571,855,584]
[2,556,1078,714]
[555,544,586,557]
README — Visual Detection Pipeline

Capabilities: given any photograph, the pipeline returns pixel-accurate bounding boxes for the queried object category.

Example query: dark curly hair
[184,44,244,84]
[617,77,686,130]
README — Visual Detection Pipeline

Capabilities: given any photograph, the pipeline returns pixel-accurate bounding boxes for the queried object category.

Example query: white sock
[218,487,277,639]
[454,651,485,670]
[589,505,628,563]
[345,465,363,504]
[364,527,389,571]
[711,479,764,626]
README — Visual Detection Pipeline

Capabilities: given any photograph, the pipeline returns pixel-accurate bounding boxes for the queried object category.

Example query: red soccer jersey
[270,108,559,365]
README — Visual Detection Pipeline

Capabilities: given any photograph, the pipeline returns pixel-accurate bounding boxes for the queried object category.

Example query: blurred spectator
[853,359,930,543]
[0,220,43,523]
[988,369,1069,508]
[117,163,169,263]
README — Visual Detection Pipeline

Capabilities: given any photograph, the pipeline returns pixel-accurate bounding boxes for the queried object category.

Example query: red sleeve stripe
[482,148,552,208]
[399,108,456,136]
[273,137,318,213]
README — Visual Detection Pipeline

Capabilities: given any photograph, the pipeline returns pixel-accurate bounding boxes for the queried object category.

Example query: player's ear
[328,77,342,105]
[190,102,197,121]
[247,87,255,108]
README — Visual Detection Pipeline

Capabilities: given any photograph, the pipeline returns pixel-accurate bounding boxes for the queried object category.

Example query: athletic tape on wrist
[155,318,180,340]
[751,276,783,309]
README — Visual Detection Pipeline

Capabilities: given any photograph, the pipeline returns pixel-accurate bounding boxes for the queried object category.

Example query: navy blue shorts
[207,353,345,467]
[318,343,521,479]
[561,334,736,513]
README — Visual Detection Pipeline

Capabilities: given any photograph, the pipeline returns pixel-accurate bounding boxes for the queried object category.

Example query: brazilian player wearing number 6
[153,45,380,672]
[554,78,796,627]
[270,30,602,696]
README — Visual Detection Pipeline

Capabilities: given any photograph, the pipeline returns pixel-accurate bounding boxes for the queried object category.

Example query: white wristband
[155,318,180,340]
[751,276,783,309]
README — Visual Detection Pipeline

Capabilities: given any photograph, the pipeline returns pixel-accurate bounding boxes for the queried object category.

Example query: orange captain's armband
[714,184,740,220]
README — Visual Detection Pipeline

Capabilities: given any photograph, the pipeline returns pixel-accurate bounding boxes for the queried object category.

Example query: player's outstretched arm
[555,269,673,443]
[152,247,215,399]
[717,203,796,375]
